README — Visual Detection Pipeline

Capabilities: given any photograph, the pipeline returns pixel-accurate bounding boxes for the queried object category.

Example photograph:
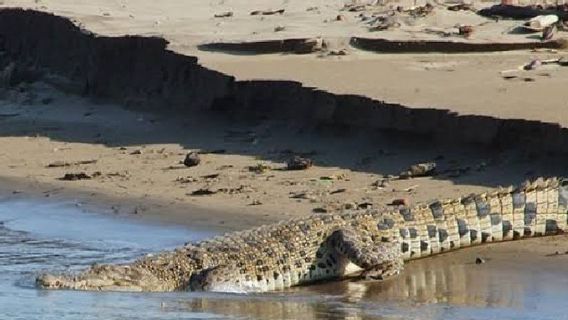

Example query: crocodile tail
[399,177,566,261]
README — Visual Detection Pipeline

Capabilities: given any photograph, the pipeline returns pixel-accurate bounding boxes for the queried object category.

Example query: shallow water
[1,199,568,320]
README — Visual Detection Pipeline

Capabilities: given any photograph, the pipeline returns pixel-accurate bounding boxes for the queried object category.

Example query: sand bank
[0,8,566,230]
[0,6,566,306]
[1,9,568,156]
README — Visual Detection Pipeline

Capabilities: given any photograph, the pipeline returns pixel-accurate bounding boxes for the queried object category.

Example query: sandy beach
[0,80,501,229]
[0,0,567,246]
[1,78,567,242]
[1,2,568,317]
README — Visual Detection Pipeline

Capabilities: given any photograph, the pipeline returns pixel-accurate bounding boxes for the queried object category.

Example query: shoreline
[0,176,256,232]
[0,80,567,233]
[0,6,566,258]
[5,170,568,298]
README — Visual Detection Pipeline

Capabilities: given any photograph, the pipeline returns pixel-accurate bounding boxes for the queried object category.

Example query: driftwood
[250,9,285,16]
[478,4,568,20]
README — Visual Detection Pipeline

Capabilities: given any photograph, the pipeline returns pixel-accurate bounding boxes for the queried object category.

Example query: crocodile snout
[36,273,65,289]
[36,264,175,292]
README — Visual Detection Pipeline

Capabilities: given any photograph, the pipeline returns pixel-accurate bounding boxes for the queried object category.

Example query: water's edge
[2,198,568,320]
[0,175,263,232]
[0,8,567,154]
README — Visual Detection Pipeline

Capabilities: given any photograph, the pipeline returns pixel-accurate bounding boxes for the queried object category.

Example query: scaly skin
[37,177,568,293]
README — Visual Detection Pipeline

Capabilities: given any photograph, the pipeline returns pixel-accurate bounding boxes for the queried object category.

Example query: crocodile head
[36,264,178,292]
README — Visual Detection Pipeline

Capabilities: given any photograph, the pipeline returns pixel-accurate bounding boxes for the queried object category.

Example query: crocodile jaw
[36,265,176,292]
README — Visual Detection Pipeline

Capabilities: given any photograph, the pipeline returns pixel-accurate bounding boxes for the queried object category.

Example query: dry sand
[3,0,567,127]
[0,0,549,44]
[203,52,568,126]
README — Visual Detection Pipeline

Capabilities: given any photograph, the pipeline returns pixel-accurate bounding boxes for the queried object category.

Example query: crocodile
[36,177,568,293]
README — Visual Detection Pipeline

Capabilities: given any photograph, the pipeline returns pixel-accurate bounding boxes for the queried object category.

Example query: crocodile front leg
[329,228,404,281]
[189,265,253,292]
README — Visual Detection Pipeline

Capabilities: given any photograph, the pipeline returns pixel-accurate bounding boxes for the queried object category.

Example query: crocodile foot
[330,227,404,281]
[360,259,403,281]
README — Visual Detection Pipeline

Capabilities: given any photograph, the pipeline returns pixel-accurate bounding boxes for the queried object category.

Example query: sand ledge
[1,8,568,155]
